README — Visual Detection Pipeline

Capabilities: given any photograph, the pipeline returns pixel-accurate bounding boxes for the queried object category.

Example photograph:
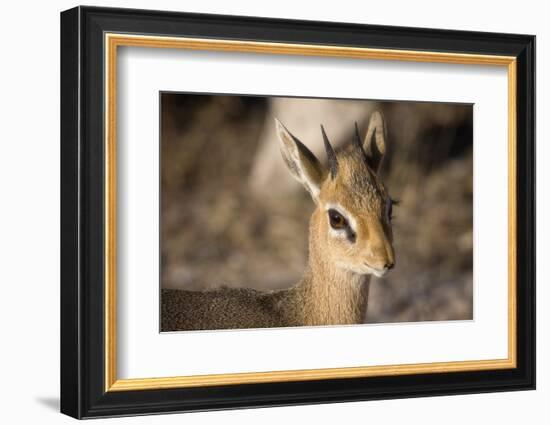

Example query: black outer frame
[60,5,535,419]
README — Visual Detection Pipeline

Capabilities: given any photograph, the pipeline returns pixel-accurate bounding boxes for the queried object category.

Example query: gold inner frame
[104,33,517,392]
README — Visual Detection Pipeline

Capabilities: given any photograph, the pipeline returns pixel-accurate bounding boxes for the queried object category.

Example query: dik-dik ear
[275,118,325,201]
[363,110,387,172]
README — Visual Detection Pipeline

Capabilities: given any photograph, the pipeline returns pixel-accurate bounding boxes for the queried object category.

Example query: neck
[293,211,371,326]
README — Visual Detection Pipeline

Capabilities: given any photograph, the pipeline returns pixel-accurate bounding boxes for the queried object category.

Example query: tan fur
[161,111,394,332]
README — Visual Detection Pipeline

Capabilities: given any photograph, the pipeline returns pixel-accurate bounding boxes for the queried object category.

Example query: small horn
[354,122,366,153]
[353,122,369,165]
[321,125,338,178]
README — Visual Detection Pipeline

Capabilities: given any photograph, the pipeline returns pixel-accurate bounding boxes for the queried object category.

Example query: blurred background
[161,93,473,323]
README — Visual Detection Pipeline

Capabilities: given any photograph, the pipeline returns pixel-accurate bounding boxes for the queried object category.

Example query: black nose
[385,262,394,270]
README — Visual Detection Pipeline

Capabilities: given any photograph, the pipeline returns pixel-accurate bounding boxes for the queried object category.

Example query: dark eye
[387,198,398,221]
[328,209,347,229]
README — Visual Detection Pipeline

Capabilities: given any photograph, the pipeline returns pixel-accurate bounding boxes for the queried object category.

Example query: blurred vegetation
[161,94,473,323]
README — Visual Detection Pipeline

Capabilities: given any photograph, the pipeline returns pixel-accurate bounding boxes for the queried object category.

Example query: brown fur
[161,111,393,332]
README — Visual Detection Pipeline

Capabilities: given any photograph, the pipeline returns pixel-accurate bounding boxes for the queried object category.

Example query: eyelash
[388,198,399,221]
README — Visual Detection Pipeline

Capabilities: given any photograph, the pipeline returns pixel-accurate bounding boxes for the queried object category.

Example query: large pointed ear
[275,118,325,201]
[363,110,387,172]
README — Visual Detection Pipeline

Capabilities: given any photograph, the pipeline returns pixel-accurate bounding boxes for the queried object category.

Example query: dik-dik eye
[386,197,398,222]
[328,209,348,230]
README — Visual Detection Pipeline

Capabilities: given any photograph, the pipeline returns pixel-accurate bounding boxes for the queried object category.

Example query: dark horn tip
[321,124,338,178]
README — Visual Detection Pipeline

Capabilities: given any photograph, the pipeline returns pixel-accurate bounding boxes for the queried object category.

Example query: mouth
[363,262,390,277]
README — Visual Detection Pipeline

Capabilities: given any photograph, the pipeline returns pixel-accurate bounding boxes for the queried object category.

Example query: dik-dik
[161,111,396,331]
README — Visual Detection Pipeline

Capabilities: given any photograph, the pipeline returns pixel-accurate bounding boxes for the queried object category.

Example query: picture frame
[60,5,535,419]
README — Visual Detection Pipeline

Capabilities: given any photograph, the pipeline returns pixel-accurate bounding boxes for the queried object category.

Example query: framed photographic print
[60,6,535,419]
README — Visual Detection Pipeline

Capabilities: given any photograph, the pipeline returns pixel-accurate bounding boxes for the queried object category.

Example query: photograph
[160,94,474,332]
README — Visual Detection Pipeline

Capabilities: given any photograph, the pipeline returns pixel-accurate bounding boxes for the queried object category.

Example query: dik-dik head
[275,111,396,278]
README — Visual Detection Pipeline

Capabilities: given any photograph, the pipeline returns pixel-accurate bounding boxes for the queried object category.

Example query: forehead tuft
[322,148,386,213]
